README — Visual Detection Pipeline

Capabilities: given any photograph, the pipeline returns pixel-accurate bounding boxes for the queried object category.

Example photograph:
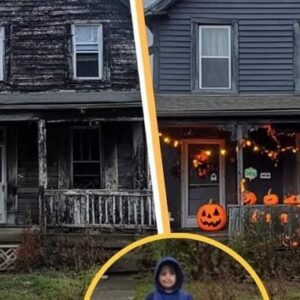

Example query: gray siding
[155,0,300,93]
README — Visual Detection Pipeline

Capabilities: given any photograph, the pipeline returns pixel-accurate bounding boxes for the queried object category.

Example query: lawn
[0,268,97,300]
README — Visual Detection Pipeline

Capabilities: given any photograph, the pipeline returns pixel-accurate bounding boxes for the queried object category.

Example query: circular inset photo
[86,234,269,300]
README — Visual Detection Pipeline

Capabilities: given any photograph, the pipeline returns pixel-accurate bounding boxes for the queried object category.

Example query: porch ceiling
[0,91,142,110]
[156,94,300,117]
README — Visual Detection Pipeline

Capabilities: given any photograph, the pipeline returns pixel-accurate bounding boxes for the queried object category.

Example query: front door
[182,140,225,228]
[0,130,6,223]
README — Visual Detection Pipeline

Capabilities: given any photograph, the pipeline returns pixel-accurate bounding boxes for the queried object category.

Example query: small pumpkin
[197,199,227,231]
[242,191,257,205]
[295,195,300,207]
[263,189,278,206]
[283,194,297,205]
[279,213,288,224]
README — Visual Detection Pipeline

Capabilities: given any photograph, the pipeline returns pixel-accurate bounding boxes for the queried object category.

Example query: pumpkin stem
[268,188,272,195]
[208,199,214,204]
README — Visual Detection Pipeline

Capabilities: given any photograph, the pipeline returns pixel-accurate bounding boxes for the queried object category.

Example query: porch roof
[155,94,300,117]
[0,91,142,110]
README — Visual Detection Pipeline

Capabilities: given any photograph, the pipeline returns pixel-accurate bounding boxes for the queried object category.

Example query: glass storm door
[182,140,225,228]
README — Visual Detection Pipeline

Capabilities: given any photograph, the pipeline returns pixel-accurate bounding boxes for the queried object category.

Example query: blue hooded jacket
[145,256,193,300]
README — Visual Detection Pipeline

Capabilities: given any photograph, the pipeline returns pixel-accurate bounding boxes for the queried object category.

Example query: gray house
[0,0,155,269]
[147,0,300,237]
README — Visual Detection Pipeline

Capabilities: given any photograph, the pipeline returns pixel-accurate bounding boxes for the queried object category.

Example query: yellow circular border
[84,233,270,300]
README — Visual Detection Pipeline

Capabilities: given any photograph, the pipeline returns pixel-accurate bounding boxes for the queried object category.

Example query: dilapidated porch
[0,109,155,230]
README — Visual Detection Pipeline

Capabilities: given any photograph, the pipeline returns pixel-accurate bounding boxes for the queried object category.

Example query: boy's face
[158,265,176,290]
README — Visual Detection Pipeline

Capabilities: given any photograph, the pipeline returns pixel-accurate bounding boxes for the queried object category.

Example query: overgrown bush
[16,228,112,272]
[229,220,300,279]
[137,239,246,282]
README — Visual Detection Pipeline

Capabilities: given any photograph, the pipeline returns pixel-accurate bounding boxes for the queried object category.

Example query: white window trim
[72,24,103,80]
[0,27,5,81]
[199,25,231,89]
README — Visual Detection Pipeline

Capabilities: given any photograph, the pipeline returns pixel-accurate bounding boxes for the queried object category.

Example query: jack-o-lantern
[279,213,288,224]
[263,189,278,206]
[283,194,297,205]
[197,200,227,231]
[242,191,257,205]
[265,213,272,223]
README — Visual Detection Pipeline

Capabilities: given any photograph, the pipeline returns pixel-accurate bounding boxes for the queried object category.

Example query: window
[0,27,4,81]
[72,128,101,188]
[72,25,103,79]
[199,25,231,89]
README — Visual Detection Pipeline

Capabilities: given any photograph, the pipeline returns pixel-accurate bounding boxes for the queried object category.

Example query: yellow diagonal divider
[129,0,170,234]
[84,233,270,300]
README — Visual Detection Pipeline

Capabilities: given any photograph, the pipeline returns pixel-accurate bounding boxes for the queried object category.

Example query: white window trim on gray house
[72,24,103,80]
[0,27,4,81]
[199,25,231,89]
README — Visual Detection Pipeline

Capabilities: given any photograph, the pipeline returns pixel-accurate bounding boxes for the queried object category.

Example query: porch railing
[228,205,300,247]
[44,189,155,228]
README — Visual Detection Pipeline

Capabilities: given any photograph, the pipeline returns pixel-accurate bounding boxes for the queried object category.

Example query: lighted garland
[159,132,299,162]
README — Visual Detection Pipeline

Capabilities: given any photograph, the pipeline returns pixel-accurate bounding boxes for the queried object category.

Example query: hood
[154,256,184,293]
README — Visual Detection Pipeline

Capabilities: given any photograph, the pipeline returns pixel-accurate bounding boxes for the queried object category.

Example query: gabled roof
[146,0,180,16]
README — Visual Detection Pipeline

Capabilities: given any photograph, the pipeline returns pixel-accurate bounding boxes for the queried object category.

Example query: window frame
[199,25,231,90]
[72,24,103,80]
[191,18,238,94]
[0,27,5,81]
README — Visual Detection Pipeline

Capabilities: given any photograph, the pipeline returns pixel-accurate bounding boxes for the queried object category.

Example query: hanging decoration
[192,150,211,177]
[159,125,299,166]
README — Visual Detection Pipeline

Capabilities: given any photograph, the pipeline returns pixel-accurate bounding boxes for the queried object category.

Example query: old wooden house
[147,0,300,240]
[0,0,155,262]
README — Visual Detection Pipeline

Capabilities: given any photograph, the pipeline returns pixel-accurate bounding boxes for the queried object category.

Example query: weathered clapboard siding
[0,0,137,93]
[153,0,300,93]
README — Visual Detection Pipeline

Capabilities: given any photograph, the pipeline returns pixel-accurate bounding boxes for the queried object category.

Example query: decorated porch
[159,121,300,240]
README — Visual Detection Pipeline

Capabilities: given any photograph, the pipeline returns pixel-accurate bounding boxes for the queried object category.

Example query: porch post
[132,122,146,189]
[38,119,48,232]
[236,124,244,205]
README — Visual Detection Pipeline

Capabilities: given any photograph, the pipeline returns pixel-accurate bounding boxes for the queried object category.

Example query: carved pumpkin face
[279,213,288,224]
[263,189,278,206]
[197,202,227,231]
[242,191,257,205]
[283,195,296,205]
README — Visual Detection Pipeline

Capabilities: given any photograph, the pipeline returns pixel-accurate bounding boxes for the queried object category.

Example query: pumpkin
[279,213,288,224]
[265,213,272,223]
[197,200,227,231]
[242,191,257,205]
[283,194,297,205]
[263,189,278,206]
[295,195,300,207]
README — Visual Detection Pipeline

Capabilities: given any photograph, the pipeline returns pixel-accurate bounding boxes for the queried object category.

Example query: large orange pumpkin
[283,194,297,205]
[263,189,278,206]
[242,191,257,205]
[197,200,227,231]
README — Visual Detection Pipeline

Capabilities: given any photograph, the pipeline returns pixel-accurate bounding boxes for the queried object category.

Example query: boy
[145,256,193,300]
